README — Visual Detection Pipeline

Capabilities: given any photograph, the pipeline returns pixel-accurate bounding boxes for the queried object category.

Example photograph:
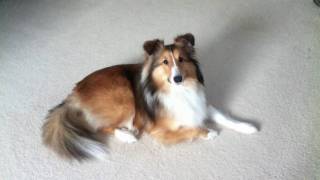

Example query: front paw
[202,129,218,140]
[235,123,258,134]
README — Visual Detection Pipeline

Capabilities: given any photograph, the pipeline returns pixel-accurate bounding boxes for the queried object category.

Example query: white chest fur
[158,84,208,128]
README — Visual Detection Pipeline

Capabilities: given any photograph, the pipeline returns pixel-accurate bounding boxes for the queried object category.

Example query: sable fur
[42,33,206,160]
[43,64,143,161]
[42,33,258,161]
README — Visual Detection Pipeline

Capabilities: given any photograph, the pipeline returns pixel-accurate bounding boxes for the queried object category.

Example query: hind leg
[100,116,138,144]
[114,128,137,143]
[132,111,146,137]
[100,127,137,143]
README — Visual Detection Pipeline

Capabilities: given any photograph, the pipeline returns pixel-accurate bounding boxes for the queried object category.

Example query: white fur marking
[158,84,207,128]
[208,106,258,134]
[169,51,181,83]
[202,129,218,140]
[170,51,177,65]
[114,129,137,143]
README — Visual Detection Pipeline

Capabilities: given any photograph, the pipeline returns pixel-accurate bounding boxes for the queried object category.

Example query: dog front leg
[149,127,217,145]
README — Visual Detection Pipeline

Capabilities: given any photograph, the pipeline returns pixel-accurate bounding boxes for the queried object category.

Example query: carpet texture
[0,0,319,179]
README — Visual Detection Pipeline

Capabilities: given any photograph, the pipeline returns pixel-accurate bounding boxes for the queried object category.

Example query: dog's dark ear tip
[175,33,195,47]
[143,39,164,55]
[184,33,195,46]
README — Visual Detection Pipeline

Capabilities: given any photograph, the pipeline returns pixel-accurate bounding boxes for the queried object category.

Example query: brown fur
[74,64,139,128]
[149,126,209,144]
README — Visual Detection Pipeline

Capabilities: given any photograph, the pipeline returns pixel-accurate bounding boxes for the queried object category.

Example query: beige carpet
[0,0,319,179]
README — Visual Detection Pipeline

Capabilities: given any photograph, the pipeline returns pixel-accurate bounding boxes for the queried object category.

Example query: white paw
[203,129,218,140]
[114,129,137,143]
[235,123,258,134]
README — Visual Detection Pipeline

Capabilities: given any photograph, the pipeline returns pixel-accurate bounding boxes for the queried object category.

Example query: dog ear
[174,33,195,47]
[143,39,164,56]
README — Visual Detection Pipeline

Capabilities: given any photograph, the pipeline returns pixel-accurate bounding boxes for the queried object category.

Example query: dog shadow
[199,16,270,132]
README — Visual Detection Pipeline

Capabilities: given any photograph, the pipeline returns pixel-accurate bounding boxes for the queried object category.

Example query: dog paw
[203,129,218,140]
[236,123,258,134]
[114,129,137,143]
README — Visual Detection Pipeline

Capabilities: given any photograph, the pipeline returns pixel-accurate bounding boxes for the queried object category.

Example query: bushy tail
[42,101,107,161]
[208,106,258,134]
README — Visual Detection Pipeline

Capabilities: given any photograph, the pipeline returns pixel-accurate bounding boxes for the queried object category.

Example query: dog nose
[173,75,183,83]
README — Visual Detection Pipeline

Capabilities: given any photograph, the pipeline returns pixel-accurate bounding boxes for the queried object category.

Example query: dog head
[141,33,203,92]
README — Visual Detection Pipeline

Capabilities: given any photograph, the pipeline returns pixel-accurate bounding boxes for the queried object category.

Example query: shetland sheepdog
[42,33,258,161]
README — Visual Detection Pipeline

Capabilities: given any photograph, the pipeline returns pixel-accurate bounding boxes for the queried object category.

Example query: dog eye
[178,57,184,63]
[163,59,168,65]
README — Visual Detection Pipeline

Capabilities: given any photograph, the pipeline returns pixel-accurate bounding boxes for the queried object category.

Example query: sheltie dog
[42,33,258,161]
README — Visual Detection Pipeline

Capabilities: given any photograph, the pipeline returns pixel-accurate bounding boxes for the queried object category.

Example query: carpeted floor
[0,0,319,179]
